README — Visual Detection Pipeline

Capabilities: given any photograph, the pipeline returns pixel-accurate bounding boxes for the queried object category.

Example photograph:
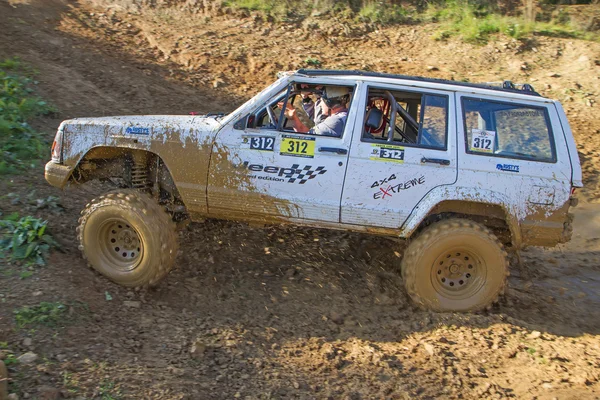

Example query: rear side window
[462,98,556,162]
[362,87,448,150]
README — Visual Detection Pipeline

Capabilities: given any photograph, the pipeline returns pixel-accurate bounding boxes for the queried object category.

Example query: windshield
[220,76,291,127]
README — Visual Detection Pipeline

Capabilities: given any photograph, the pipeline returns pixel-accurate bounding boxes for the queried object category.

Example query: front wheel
[77,189,179,287]
[401,218,508,312]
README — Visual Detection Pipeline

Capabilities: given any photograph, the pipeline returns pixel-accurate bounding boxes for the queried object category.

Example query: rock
[17,352,38,365]
[426,65,439,71]
[8,394,19,400]
[423,343,435,356]
[22,338,32,347]
[547,72,561,78]
[37,386,60,400]
[123,301,141,309]
[190,341,207,359]
[0,360,8,400]
[528,331,541,339]
[56,354,67,362]
[329,312,344,325]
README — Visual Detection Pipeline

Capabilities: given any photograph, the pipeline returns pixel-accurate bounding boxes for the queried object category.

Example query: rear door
[341,83,458,228]
[456,93,573,240]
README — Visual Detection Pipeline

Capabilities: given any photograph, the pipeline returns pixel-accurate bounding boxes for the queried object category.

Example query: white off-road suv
[45,69,582,312]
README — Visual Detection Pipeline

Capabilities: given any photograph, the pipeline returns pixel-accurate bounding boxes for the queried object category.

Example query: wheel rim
[97,218,143,272]
[430,247,486,301]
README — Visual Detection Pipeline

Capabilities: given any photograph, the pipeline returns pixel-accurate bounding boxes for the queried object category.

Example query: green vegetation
[304,57,322,67]
[3,352,18,366]
[357,1,410,25]
[224,0,598,43]
[99,380,122,400]
[0,58,54,174]
[14,301,66,328]
[426,0,598,43]
[0,214,59,266]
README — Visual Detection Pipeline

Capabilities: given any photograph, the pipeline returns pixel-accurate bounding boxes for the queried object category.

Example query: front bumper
[45,161,73,189]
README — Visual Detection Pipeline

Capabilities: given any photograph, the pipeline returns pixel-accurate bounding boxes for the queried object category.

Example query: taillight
[571,187,577,195]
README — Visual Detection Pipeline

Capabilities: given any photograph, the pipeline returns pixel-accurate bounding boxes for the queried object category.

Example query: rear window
[462,98,556,163]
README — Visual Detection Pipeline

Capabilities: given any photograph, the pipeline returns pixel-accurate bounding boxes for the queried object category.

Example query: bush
[0,214,59,266]
[0,58,55,174]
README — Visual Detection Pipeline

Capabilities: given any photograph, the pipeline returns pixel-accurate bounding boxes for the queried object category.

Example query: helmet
[322,86,350,107]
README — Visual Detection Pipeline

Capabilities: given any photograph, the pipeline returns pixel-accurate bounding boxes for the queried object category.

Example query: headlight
[51,123,65,163]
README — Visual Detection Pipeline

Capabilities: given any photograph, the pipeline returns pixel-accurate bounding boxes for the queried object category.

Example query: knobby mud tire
[77,189,178,287]
[401,218,509,312]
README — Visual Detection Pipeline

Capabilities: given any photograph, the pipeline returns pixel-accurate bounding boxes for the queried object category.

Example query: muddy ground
[0,0,599,399]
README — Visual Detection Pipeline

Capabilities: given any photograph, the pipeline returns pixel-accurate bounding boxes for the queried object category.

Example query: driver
[284,86,350,137]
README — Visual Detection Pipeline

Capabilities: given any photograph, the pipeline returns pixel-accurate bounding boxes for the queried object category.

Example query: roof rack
[295,69,541,97]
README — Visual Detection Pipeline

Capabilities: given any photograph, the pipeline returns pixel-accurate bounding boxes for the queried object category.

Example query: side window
[463,98,556,162]
[362,88,448,150]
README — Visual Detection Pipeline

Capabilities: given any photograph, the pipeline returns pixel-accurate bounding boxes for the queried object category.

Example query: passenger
[285,86,350,137]
[300,84,327,124]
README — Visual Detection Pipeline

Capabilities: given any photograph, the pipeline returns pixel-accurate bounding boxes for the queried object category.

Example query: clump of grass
[0,58,55,174]
[0,214,59,266]
[357,1,409,25]
[225,0,276,12]
[14,301,66,328]
[304,57,322,67]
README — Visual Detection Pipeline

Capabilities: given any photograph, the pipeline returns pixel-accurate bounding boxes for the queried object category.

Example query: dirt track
[0,1,600,399]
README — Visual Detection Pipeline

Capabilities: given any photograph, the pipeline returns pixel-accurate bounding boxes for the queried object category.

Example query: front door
[341,83,458,228]
[207,80,359,224]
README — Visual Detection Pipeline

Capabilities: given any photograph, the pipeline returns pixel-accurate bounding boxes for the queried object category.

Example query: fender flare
[401,185,523,249]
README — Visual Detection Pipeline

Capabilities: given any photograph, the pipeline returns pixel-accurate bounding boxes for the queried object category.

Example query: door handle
[421,157,450,166]
[318,147,348,155]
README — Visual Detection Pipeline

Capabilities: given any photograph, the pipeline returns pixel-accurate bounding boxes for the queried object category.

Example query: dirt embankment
[0,0,599,399]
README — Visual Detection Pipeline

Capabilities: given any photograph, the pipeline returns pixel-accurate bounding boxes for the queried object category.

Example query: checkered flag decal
[285,164,327,184]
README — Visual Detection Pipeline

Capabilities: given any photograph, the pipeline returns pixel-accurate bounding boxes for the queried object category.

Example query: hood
[59,114,223,165]
[62,114,222,136]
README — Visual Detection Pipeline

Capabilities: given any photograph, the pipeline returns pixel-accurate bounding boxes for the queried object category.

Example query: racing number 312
[287,140,308,154]
[472,137,492,150]
[250,137,274,151]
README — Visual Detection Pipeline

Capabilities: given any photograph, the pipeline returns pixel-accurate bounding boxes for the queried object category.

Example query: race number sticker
[249,136,275,152]
[369,144,405,163]
[280,135,315,158]
[470,129,496,153]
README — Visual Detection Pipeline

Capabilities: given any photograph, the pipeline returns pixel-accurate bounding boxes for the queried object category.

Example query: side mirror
[233,114,249,130]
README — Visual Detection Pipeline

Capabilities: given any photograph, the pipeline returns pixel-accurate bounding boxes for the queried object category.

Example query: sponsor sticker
[496,163,520,173]
[236,161,326,184]
[372,176,425,199]
[125,126,150,135]
[370,144,405,163]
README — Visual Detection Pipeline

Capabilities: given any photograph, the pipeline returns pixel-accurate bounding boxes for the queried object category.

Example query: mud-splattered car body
[46,69,582,249]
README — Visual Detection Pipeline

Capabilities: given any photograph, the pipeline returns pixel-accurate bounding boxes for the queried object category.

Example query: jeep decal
[235,161,327,184]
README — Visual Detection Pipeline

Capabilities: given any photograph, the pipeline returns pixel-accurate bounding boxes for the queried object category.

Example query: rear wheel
[401,218,508,312]
[77,189,178,287]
